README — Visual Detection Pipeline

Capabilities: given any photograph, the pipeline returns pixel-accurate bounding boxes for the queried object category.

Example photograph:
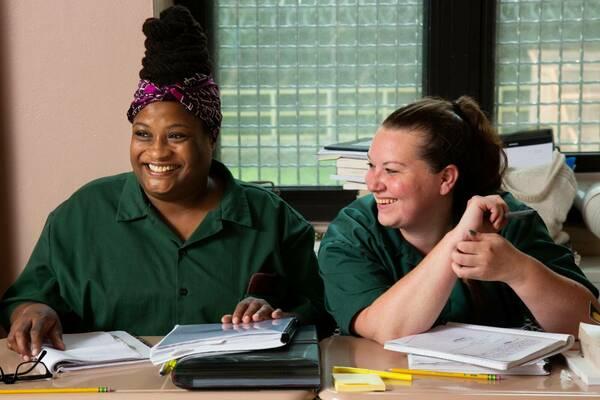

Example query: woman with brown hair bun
[319,96,599,343]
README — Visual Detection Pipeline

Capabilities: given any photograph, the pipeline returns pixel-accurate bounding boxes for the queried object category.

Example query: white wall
[0,0,154,299]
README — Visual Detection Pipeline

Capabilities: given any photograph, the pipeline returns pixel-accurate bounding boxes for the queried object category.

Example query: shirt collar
[213,160,253,228]
[363,194,424,268]
[116,160,253,228]
[116,173,149,222]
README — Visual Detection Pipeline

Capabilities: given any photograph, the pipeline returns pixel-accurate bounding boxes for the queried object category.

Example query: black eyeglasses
[0,350,52,384]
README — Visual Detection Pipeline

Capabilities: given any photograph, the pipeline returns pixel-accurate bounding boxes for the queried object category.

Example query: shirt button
[179,288,188,296]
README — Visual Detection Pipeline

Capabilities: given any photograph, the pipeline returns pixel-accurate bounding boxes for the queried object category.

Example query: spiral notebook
[384,322,573,371]
[41,331,150,374]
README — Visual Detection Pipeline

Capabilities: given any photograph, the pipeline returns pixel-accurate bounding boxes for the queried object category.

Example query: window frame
[424,0,496,116]
[173,0,600,221]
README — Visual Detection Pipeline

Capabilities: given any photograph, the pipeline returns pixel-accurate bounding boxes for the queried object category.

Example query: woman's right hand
[7,302,64,360]
[455,195,509,237]
[221,297,293,324]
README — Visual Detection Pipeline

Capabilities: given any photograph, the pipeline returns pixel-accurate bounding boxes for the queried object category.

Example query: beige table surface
[319,335,600,400]
[0,337,316,399]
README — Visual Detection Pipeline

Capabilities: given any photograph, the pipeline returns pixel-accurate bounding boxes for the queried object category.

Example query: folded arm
[353,196,510,343]
[452,230,599,336]
[352,231,460,343]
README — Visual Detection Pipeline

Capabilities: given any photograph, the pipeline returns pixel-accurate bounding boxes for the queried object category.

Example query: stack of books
[171,325,320,390]
[149,317,321,390]
[384,322,574,377]
[318,138,370,190]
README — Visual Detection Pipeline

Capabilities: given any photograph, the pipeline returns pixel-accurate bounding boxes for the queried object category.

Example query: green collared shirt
[318,192,598,335]
[1,161,327,335]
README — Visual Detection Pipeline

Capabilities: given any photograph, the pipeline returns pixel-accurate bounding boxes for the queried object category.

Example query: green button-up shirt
[318,192,598,335]
[1,161,327,335]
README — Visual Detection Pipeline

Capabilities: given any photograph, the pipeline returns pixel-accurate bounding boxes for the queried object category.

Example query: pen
[505,209,536,220]
[0,387,112,394]
[389,368,501,381]
[333,366,412,382]
[159,359,177,375]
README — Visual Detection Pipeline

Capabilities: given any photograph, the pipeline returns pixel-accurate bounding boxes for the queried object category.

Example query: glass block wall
[496,0,600,152]
[216,0,423,185]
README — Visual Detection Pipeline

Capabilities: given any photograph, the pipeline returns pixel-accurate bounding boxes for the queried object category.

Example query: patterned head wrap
[127,73,222,142]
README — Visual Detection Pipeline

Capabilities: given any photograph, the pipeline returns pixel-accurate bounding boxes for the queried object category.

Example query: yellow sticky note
[333,373,386,392]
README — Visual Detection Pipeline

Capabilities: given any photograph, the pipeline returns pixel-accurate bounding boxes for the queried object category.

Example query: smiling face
[365,126,455,231]
[130,101,215,203]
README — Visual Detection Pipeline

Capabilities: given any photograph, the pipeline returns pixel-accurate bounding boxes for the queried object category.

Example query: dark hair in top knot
[140,5,212,84]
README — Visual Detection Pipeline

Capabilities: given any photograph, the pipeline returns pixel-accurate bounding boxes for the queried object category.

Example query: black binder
[323,138,371,152]
[171,325,320,390]
[501,128,553,148]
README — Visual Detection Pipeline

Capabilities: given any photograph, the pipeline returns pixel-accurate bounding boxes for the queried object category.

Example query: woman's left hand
[455,195,510,236]
[450,231,526,284]
[221,297,293,324]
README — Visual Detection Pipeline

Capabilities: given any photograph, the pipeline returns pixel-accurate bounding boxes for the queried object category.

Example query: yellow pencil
[390,367,501,381]
[0,387,112,394]
[333,366,412,381]
[159,359,178,376]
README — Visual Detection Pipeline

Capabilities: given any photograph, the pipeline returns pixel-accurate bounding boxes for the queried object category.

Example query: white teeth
[148,163,177,173]
[375,198,398,205]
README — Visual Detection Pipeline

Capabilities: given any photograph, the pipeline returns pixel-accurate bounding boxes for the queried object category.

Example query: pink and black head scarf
[126,73,222,142]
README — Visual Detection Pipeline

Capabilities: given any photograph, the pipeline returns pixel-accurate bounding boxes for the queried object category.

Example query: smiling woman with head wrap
[0,6,331,359]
